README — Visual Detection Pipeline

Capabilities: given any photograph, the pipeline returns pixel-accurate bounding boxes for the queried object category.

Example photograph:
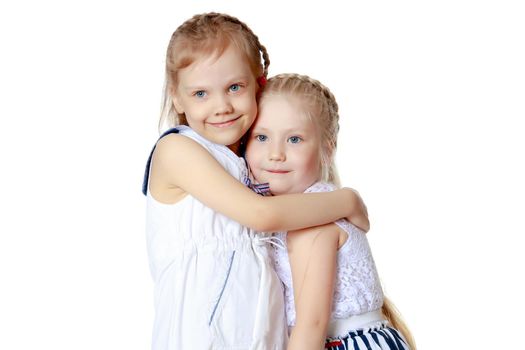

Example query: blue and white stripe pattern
[325,322,410,350]
[243,177,271,196]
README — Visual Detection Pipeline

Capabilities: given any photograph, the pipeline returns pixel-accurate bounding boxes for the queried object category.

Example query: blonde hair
[159,12,269,131]
[261,74,416,349]
[382,297,417,349]
[260,73,340,186]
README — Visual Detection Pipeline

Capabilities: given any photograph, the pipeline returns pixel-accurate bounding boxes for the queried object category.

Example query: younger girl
[245,74,416,350]
[142,14,369,349]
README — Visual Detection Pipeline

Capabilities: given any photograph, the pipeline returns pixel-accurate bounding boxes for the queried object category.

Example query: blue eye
[255,135,268,142]
[194,90,207,98]
[288,136,302,144]
[229,84,241,92]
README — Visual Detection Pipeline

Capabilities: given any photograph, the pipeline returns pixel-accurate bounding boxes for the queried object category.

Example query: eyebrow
[252,126,309,134]
[226,75,251,83]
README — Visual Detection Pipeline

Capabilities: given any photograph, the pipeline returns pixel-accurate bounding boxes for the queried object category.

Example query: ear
[169,84,184,114]
[172,94,184,114]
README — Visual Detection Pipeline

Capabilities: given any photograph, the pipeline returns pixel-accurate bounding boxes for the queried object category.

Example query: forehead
[179,45,253,82]
[255,94,315,130]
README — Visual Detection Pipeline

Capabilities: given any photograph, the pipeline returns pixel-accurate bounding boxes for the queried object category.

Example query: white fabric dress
[271,182,384,329]
[145,126,288,350]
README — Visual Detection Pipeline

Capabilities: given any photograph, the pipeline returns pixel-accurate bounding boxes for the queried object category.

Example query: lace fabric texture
[271,182,384,326]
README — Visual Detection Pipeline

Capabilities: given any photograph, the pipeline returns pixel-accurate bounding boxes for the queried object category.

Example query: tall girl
[245,74,416,350]
[142,14,369,350]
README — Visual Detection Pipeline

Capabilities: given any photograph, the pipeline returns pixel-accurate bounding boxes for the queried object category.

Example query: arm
[346,190,369,233]
[286,224,340,350]
[150,134,367,232]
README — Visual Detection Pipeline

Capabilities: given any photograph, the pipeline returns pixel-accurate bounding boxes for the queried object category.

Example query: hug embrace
[142,12,416,350]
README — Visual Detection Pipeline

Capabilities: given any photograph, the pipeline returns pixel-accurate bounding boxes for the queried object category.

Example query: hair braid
[260,74,418,348]
[173,13,269,78]
[207,13,270,77]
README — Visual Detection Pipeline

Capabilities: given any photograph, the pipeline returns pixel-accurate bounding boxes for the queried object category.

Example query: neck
[227,140,241,154]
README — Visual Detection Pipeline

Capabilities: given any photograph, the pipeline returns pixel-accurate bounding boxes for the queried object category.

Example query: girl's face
[246,94,321,195]
[172,45,258,153]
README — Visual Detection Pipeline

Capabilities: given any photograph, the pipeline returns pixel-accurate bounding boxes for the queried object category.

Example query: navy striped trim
[378,328,399,349]
[142,128,180,195]
[370,331,381,347]
[351,334,359,349]
[209,251,236,325]
[386,327,408,349]
[325,324,409,349]
[360,333,373,350]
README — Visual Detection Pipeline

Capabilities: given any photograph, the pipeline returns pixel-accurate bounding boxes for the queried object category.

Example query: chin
[269,185,293,196]
[211,133,242,147]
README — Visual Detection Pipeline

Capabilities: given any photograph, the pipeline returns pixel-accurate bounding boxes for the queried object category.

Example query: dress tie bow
[244,178,272,196]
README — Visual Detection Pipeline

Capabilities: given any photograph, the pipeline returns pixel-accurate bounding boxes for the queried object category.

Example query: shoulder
[150,132,220,187]
[154,132,210,163]
[304,182,337,194]
[156,132,197,149]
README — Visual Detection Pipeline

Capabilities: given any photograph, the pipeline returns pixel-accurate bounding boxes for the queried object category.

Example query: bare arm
[286,224,340,350]
[149,134,368,232]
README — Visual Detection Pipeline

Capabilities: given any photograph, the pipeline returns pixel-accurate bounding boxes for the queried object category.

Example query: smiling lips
[266,169,290,174]
[208,116,241,128]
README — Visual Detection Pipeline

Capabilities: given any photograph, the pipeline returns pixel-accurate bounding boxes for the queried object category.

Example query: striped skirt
[324,321,410,350]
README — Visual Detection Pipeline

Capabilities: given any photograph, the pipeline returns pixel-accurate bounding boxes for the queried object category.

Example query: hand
[344,188,369,232]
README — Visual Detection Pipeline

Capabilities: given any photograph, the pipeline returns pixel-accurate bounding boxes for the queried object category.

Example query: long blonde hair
[382,297,417,349]
[159,12,269,131]
[261,74,416,349]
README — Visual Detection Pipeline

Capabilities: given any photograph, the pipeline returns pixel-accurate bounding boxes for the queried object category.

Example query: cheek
[300,149,321,179]
[183,103,202,120]
[241,93,258,117]
[245,143,261,168]
[248,106,258,125]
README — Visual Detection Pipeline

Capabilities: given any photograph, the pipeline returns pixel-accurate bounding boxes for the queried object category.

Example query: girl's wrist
[341,187,356,214]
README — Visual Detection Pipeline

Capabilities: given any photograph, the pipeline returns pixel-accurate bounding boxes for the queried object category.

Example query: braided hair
[260,75,418,350]
[260,73,341,186]
[159,13,269,130]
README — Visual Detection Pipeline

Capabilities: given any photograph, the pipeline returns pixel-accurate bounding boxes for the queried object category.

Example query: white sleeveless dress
[145,126,287,350]
[271,182,384,329]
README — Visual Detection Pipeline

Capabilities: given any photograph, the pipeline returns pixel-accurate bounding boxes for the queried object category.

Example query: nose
[269,142,286,161]
[214,94,233,115]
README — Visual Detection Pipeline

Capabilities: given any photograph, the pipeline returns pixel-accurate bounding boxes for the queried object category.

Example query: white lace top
[271,182,384,326]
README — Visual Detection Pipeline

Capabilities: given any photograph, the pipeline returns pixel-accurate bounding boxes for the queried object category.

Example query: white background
[1,1,524,349]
